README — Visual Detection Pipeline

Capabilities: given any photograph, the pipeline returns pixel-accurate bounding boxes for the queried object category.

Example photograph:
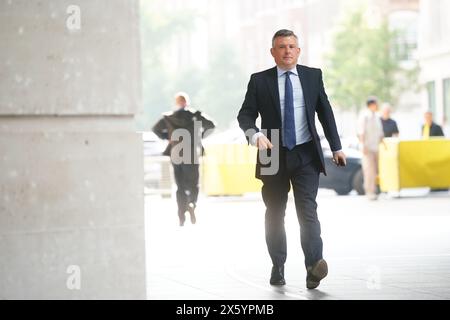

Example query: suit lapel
[265,67,282,122]
[297,65,312,113]
[265,65,313,123]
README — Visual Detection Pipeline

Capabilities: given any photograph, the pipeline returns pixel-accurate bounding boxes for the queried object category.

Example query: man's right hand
[256,135,273,150]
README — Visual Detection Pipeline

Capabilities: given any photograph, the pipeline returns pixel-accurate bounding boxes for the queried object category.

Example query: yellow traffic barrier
[201,144,262,196]
[379,138,450,192]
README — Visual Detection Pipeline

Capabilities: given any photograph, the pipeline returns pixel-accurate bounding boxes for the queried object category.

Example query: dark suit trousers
[172,163,199,218]
[261,141,323,268]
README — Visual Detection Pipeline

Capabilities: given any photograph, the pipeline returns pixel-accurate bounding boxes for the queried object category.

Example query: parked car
[142,131,166,157]
[142,131,172,196]
[319,137,365,196]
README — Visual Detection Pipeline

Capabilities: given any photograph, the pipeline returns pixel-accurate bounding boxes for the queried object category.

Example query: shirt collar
[277,65,298,77]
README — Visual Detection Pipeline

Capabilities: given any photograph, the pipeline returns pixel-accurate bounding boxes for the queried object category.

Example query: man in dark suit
[422,111,445,138]
[237,29,346,289]
[153,92,215,226]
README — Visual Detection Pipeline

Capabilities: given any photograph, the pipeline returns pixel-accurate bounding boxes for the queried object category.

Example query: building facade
[0,0,146,299]
[418,0,450,131]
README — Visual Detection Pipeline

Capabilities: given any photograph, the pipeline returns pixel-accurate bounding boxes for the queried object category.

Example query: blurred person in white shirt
[357,96,384,200]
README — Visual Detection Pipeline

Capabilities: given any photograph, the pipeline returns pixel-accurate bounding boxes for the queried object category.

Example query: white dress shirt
[277,66,312,146]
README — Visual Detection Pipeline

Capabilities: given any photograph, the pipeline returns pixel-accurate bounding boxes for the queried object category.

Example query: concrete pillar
[0,0,146,299]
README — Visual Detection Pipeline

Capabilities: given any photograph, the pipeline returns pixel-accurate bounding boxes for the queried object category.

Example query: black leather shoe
[270,266,286,286]
[306,259,328,289]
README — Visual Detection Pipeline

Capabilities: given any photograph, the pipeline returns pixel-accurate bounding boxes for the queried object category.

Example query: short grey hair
[381,102,391,111]
[272,29,298,47]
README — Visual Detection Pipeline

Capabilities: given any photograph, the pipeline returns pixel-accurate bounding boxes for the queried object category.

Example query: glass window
[389,11,419,61]
[444,78,450,123]
[426,81,436,114]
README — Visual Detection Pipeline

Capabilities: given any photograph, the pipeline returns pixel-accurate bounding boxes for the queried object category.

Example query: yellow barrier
[202,144,262,196]
[203,139,450,195]
[379,138,450,192]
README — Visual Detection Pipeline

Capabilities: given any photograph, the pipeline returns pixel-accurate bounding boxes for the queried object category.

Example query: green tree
[194,42,248,129]
[137,2,247,131]
[325,9,417,113]
[136,1,196,130]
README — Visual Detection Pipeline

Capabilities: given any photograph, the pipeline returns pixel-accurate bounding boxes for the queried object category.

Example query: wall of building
[418,0,450,133]
[0,0,146,299]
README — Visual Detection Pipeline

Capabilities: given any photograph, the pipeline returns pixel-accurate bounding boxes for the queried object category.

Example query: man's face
[271,36,301,70]
[368,102,378,112]
[382,107,391,118]
[424,112,433,125]
[175,96,187,109]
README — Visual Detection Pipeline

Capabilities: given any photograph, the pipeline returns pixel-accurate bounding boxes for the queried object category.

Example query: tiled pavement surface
[146,190,450,300]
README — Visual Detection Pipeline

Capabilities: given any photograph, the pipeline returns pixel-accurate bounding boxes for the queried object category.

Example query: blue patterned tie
[283,71,296,150]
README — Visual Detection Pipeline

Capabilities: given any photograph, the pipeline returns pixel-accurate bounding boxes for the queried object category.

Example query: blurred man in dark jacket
[421,111,447,192]
[380,103,399,138]
[422,111,445,138]
[153,92,216,226]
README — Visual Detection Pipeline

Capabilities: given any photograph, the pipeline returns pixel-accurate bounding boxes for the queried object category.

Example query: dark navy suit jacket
[237,64,342,179]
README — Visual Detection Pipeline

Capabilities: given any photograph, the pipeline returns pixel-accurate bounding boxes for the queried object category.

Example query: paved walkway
[146,190,450,299]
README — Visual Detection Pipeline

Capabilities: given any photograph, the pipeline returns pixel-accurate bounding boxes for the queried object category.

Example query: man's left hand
[332,150,347,167]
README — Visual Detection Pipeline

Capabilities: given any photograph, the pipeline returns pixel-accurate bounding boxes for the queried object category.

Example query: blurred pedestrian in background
[422,111,445,138]
[152,92,216,226]
[357,97,384,200]
[421,111,447,192]
[380,103,399,138]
